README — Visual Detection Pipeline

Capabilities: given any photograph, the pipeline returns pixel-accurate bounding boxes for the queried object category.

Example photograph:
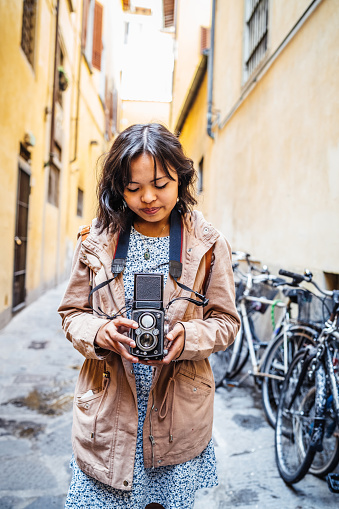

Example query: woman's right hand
[95,317,140,363]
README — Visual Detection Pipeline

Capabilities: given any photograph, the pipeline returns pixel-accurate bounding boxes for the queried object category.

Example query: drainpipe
[207,0,216,139]
[49,0,60,161]
[70,0,85,163]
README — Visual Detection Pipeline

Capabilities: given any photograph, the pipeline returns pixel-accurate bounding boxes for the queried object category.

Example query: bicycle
[210,253,318,427]
[210,251,281,387]
[275,289,339,484]
[261,269,332,427]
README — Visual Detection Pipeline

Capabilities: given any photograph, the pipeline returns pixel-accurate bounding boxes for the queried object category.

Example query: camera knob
[153,329,159,336]
[135,328,142,335]
[164,324,169,335]
[164,349,168,356]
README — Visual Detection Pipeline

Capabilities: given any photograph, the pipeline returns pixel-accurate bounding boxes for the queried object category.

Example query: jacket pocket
[176,366,212,396]
[76,387,103,409]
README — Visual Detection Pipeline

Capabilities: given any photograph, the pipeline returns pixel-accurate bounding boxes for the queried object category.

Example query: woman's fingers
[142,323,185,366]
[96,319,138,351]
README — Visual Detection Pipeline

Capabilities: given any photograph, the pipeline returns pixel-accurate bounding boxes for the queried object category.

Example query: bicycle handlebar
[278,269,312,284]
[279,268,332,297]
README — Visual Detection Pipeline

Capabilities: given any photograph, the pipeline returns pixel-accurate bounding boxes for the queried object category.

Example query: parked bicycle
[261,268,332,427]
[275,287,339,484]
[210,253,319,427]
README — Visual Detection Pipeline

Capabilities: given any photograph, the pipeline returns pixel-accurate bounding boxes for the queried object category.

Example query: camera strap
[87,209,210,317]
[111,208,209,308]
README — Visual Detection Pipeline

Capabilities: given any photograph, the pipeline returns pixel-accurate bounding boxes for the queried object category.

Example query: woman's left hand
[140,323,185,366]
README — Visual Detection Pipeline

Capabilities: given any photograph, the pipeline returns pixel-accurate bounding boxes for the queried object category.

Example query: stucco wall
[209,0,339,274]
[177,0,339,282]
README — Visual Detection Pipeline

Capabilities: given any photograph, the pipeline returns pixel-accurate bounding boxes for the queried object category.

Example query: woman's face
[123,153,179,228]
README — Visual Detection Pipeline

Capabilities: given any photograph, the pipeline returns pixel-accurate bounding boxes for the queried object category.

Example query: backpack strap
[80,225,91,242]
[203,246,213,294]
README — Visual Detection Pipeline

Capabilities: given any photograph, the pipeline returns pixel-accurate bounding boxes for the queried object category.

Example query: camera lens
[138,333,157,351]
[140,313,155,329]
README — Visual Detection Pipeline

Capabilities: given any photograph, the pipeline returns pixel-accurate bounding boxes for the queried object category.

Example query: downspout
[70,0,85,163]
[207,0,216,139]
[49,0,60,161]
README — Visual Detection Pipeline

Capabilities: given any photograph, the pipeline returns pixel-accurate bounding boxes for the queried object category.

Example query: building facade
[0,0,124,327]
[174,0,339,286]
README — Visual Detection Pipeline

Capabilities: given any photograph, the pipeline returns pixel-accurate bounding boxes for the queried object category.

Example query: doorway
[13,160,31,311]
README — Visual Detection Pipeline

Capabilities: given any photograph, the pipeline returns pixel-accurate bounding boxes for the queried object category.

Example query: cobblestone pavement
[0,283,338,508]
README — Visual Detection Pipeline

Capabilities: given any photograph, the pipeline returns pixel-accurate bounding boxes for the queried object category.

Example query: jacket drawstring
[91,367,110,439]
[159,363,180,443]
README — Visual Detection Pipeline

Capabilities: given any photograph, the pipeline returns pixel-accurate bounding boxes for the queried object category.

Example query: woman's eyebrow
[151,176,167,183]
[128,176,168,185]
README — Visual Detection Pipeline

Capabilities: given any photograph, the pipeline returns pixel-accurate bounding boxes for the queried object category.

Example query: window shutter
[92,1,103,70]
[200,26,210,55]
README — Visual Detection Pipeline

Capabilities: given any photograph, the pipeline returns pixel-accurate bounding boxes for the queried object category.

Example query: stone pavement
[0,282,338,508]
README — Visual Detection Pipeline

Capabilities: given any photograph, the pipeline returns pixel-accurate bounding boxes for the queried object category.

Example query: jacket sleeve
[58,238,111,359]
[176,235,240,361]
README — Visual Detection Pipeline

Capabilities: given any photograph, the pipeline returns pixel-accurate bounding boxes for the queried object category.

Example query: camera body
[129,273,168,360]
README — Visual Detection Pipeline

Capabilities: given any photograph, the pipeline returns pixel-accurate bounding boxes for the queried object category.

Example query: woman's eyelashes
[126,182,169,193]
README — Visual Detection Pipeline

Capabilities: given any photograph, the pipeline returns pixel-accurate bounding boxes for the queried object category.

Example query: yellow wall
[179,75,212,216]
[170,0,211,130]
[177,0,339,282]
[0,0,124,328]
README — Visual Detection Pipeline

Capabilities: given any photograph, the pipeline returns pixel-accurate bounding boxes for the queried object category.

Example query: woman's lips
[142,207,160,215]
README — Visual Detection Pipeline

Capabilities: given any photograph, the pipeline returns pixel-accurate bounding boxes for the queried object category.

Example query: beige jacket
[58,211,240,491]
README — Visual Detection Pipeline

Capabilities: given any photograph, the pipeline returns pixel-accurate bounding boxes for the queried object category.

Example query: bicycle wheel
[209,350,229,388]
[209,316,247,386]
[226,317,249,379]
[261,326,317,428]
[298,387,339,477]
[275,350,317,484]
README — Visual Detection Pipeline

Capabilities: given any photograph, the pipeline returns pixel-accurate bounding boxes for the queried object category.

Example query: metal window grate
[244,0,269,79]
[21,0,37,67]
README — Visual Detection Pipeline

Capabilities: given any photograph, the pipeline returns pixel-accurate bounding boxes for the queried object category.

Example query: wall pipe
[206,0,216,139]
[49,0,60,161]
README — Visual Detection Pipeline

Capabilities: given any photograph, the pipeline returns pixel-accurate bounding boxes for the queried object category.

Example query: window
[82,0,103,71]
[21,0,37,67]
[197,157,204,194]
[48,164,60,207]
[77,188,84,217]
[244,0,269,81]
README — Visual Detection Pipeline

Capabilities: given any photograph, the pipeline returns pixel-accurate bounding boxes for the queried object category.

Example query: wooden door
[13,167,30,311]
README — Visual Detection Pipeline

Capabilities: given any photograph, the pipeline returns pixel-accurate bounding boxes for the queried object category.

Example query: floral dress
[65,227,218,509]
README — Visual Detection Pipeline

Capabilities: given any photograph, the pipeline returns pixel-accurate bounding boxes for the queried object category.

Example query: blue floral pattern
[65,227,218,508]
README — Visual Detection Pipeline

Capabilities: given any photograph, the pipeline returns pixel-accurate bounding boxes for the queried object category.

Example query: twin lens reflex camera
[129,273,169,360]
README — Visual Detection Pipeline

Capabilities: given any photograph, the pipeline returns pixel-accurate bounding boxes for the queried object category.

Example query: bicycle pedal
[327,473,339,494]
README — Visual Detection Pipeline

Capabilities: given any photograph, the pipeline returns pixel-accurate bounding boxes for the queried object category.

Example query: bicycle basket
[297,290,333,326]
[247,281,279,314]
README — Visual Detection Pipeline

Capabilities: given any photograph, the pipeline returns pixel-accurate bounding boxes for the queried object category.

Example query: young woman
[58,123,240,509]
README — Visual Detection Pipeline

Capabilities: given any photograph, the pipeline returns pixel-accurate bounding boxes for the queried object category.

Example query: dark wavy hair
[96,123,197,233]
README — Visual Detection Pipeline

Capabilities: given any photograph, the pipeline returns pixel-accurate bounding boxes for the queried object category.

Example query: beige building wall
[120,100,171,129]
[176,0,339,283]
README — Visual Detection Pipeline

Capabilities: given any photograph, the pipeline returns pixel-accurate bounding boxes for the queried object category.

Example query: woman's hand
[95,317,140,363]
[141,323,185,366]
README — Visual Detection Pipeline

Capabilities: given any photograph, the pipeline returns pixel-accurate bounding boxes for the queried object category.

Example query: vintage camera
[129,273,168,360]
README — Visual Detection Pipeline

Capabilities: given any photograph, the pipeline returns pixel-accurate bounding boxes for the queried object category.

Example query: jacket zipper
[149,392,155,468]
